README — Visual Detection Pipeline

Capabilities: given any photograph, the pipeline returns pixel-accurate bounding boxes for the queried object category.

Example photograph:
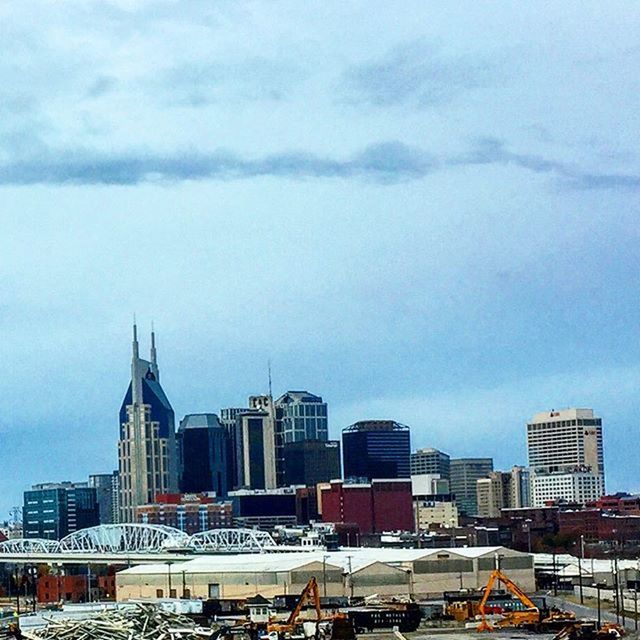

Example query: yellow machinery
[477,569,574,632]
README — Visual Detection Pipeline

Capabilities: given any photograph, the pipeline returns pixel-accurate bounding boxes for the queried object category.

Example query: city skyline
[1,2,639,517]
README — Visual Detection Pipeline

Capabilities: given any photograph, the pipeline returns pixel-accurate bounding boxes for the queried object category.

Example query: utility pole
[322,556,328,598]
[579,534,585,604]
[552,550,557,596]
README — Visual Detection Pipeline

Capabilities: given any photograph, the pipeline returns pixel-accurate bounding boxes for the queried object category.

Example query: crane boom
[477,569,538,631]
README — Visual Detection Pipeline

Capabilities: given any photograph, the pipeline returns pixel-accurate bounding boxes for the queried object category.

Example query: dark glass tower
[178,413,228,497]
[118,324,178,522]
[342,420,411,481]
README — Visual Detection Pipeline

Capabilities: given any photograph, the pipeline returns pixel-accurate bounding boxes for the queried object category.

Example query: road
[546,595,638,632]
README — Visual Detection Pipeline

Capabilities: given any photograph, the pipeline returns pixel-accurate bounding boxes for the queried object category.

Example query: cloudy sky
[1,1,639,518]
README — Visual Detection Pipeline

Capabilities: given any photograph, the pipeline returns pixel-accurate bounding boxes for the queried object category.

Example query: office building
[220,407,248,491]
[177,413,228,497]
[274,391,328,486]
[23,482,99,540]
[531,470,603,506]
[476,467,531,518]
[450,458,493,516]
[118,325,178,522]
[342,420,411,481]
[527,408,605,506]
[235,406,277,490]
[136,493,233,534]
[410,448,450,478]
[283,440,341,486]
[320,479,414,534]
[88,472,119,524]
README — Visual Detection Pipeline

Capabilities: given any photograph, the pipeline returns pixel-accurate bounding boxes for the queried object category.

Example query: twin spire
[132,321,160,381]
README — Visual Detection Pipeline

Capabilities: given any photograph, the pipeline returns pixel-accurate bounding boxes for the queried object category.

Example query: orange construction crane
[477,569,540,631]
[268,576,323,635]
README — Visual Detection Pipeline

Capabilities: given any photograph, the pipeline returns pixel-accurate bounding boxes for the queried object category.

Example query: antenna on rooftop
[268,359,273,398]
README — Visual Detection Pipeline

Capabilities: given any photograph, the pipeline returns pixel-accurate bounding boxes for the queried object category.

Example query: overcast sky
[1,1,639,518]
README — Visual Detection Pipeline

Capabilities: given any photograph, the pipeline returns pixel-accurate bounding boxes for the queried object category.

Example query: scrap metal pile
[20,603,221,640]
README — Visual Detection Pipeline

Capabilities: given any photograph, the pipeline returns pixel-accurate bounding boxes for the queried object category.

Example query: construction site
[0,543,633,640]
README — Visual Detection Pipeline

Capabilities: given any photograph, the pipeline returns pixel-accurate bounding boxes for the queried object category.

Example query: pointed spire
[150,321,160,381]
[132,316,139,359]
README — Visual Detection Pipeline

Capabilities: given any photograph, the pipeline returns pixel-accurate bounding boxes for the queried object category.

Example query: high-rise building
[527,408,605,507]
[235,408,277,490]
[220,407,248,492]
[23,482,99,540]
[449,458,493,516]
[476,466,531,518]
[274,391,328,485]
[118,325,178,523]
[342,420,411,481]
[177,414,228,497]
[410,448,450,478]
[283,440,341,486]
[88,472,119,524]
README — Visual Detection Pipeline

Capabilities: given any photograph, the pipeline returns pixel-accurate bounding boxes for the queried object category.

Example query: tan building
[414,500,459,529]
[116,546,534,601]
[477,467,531,518]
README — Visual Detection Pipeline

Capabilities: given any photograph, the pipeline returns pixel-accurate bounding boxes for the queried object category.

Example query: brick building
[136,493,233,534]
[319,479,413,534]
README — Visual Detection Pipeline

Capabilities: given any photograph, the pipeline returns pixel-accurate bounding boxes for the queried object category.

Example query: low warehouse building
[116,546,533,601]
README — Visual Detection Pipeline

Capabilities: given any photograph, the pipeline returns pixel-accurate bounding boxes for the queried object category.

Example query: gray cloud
[0,139,636,188]
[342,41,501,107]
[160,58,307,107]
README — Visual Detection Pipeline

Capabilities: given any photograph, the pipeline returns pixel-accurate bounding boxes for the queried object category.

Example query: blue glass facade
[178,413,228,497]
[342,420,411,481]
[23,484,99,540]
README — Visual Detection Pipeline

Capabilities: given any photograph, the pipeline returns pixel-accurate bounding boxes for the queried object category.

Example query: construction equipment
[552,621,625,640]
[267,577,322,638]
[477,569,575,631]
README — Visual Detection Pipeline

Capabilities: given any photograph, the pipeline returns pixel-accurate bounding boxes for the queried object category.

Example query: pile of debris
[20,603,221,640]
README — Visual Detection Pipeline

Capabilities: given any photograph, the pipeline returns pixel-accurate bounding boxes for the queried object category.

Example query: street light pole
[596,583,602,628]
[552,550,557,596]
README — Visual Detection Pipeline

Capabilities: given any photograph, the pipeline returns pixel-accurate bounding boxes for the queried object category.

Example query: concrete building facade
[527,408,605,506]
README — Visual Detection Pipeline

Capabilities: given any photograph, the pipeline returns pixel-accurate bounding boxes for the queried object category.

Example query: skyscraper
[88,472,119,524]
[527,408,605,506]
[274,391,328,486]
[449,458,493,516]
[118,325,178,522]
[342,420,411,481]
[177,414,228,497]
[410,448,450,478]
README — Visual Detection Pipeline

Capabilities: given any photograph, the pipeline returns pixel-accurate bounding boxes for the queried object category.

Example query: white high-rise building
[527,408,604,506]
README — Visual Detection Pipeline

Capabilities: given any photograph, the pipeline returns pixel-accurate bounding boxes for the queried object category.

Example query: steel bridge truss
[190,528,276,552]
[0,525,277,555]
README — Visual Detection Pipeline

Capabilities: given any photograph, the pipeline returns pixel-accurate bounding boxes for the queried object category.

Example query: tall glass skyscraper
[178,413,228,497]
[342,420,411,481]
[118,325,178,522]
[274,391,328,486]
